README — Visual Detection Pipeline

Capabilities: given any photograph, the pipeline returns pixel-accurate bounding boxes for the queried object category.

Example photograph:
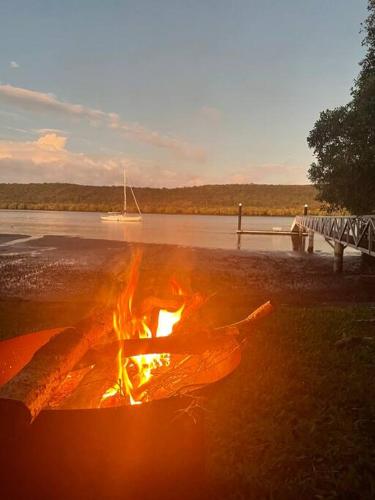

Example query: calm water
[0,209,336,253]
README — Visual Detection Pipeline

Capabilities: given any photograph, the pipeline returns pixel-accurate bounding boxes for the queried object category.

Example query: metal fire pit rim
[41,392,194,417]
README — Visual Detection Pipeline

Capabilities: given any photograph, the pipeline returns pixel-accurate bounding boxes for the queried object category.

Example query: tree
[308,0,375,214]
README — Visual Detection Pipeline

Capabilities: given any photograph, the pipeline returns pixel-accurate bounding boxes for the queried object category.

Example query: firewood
[131,301,273,402]
[134,337,243,403]
[0,307,113,429]
[58,349,119,410]
[68,301,273,408]
[0,300,273,421]
[69,336,243,409]
[214,300,273,338]
[45,365,94,410]
[92,301,274,358]
[140,295,185,315]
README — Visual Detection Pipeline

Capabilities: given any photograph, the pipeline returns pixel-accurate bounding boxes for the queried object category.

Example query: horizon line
[0,181,314,189]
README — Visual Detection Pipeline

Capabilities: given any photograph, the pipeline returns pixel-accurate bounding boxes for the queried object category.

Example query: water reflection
[0,210,339,254]
[237,232,307,253]
[291,232,306,252]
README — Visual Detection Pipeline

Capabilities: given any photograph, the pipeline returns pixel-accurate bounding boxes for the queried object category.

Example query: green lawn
[207,306,375,499]
[0,299,92,340]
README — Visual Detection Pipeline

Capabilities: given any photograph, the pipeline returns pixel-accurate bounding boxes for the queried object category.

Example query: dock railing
[292,215,375,256]
[236,203,375,272]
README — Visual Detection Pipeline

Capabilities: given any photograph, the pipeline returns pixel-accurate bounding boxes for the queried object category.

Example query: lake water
[0,209,338,253]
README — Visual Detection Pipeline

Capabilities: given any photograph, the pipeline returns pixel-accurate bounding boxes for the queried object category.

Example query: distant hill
[0,183,323,216]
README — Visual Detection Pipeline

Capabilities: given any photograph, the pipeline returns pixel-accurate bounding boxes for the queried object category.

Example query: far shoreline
[0,207,319,218]
[0,182,328,217]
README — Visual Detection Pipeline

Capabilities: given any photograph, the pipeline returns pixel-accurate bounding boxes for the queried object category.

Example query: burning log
[0,308,114,430]
[135,337,243,403]
[93,300,273,357]
[57,352,119,410]
[132,301,274,402]
[140,295,185,315]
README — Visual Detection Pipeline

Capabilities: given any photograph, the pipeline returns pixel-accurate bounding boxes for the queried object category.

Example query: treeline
[0,183,324,216]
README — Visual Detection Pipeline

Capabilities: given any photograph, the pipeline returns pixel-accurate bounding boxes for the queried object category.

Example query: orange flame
[101,252,186,406]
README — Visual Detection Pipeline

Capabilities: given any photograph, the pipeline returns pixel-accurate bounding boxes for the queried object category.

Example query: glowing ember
[101,252,187,406]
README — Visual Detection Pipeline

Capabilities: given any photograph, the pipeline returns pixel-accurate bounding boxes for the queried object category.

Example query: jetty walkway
[236,203,375,272]
[292,214,375,272]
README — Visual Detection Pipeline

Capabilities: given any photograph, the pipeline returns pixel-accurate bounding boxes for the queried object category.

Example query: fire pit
[0,251,272,499]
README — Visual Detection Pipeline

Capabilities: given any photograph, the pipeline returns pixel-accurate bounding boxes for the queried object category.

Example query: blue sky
[0,0,368,187]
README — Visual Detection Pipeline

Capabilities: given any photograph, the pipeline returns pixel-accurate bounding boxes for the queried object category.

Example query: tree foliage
[308,0,375,214]
[0,182,321,216]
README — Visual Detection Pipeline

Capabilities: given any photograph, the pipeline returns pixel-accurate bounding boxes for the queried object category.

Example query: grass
[0,299,92,340]
[206,305,375,499]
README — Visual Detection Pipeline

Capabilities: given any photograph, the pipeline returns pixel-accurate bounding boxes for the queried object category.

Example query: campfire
[100,250,202,407]
[0,250,272,419]
[0,249,272,498]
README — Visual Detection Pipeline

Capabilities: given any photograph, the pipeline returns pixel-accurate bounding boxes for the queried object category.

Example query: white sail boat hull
[101,213,142,222]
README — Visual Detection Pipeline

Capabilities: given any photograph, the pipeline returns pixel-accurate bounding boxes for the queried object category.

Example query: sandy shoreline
[1,233,374,302]
[1,233,374,331]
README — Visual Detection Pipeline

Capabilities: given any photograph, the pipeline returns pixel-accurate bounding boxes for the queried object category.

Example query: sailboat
[101,170,143,222]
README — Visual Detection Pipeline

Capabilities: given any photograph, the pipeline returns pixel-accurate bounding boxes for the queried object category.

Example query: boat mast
[123,169,127,214]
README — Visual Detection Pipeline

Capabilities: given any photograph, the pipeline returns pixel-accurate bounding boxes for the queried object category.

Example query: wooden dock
[292,215,375,256]
[292,214,375,272]
[236,203,375,272]
[236,203,307,237]
[237,230,308,236]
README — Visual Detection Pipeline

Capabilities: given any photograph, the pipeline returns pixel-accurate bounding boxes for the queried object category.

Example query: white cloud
[0,84,206,161]
[33,128,68,136]
[0,133,309,186]
[10,61,20,69]
[36,132,67,151]
[0,133,208,187]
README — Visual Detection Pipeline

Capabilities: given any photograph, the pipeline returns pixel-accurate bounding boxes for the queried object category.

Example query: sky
[0,0,369,187]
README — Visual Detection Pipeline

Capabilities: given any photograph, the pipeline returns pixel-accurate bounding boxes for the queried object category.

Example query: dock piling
[333,242,344,273]
[307,230,314,253]
[237,203,243,232]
